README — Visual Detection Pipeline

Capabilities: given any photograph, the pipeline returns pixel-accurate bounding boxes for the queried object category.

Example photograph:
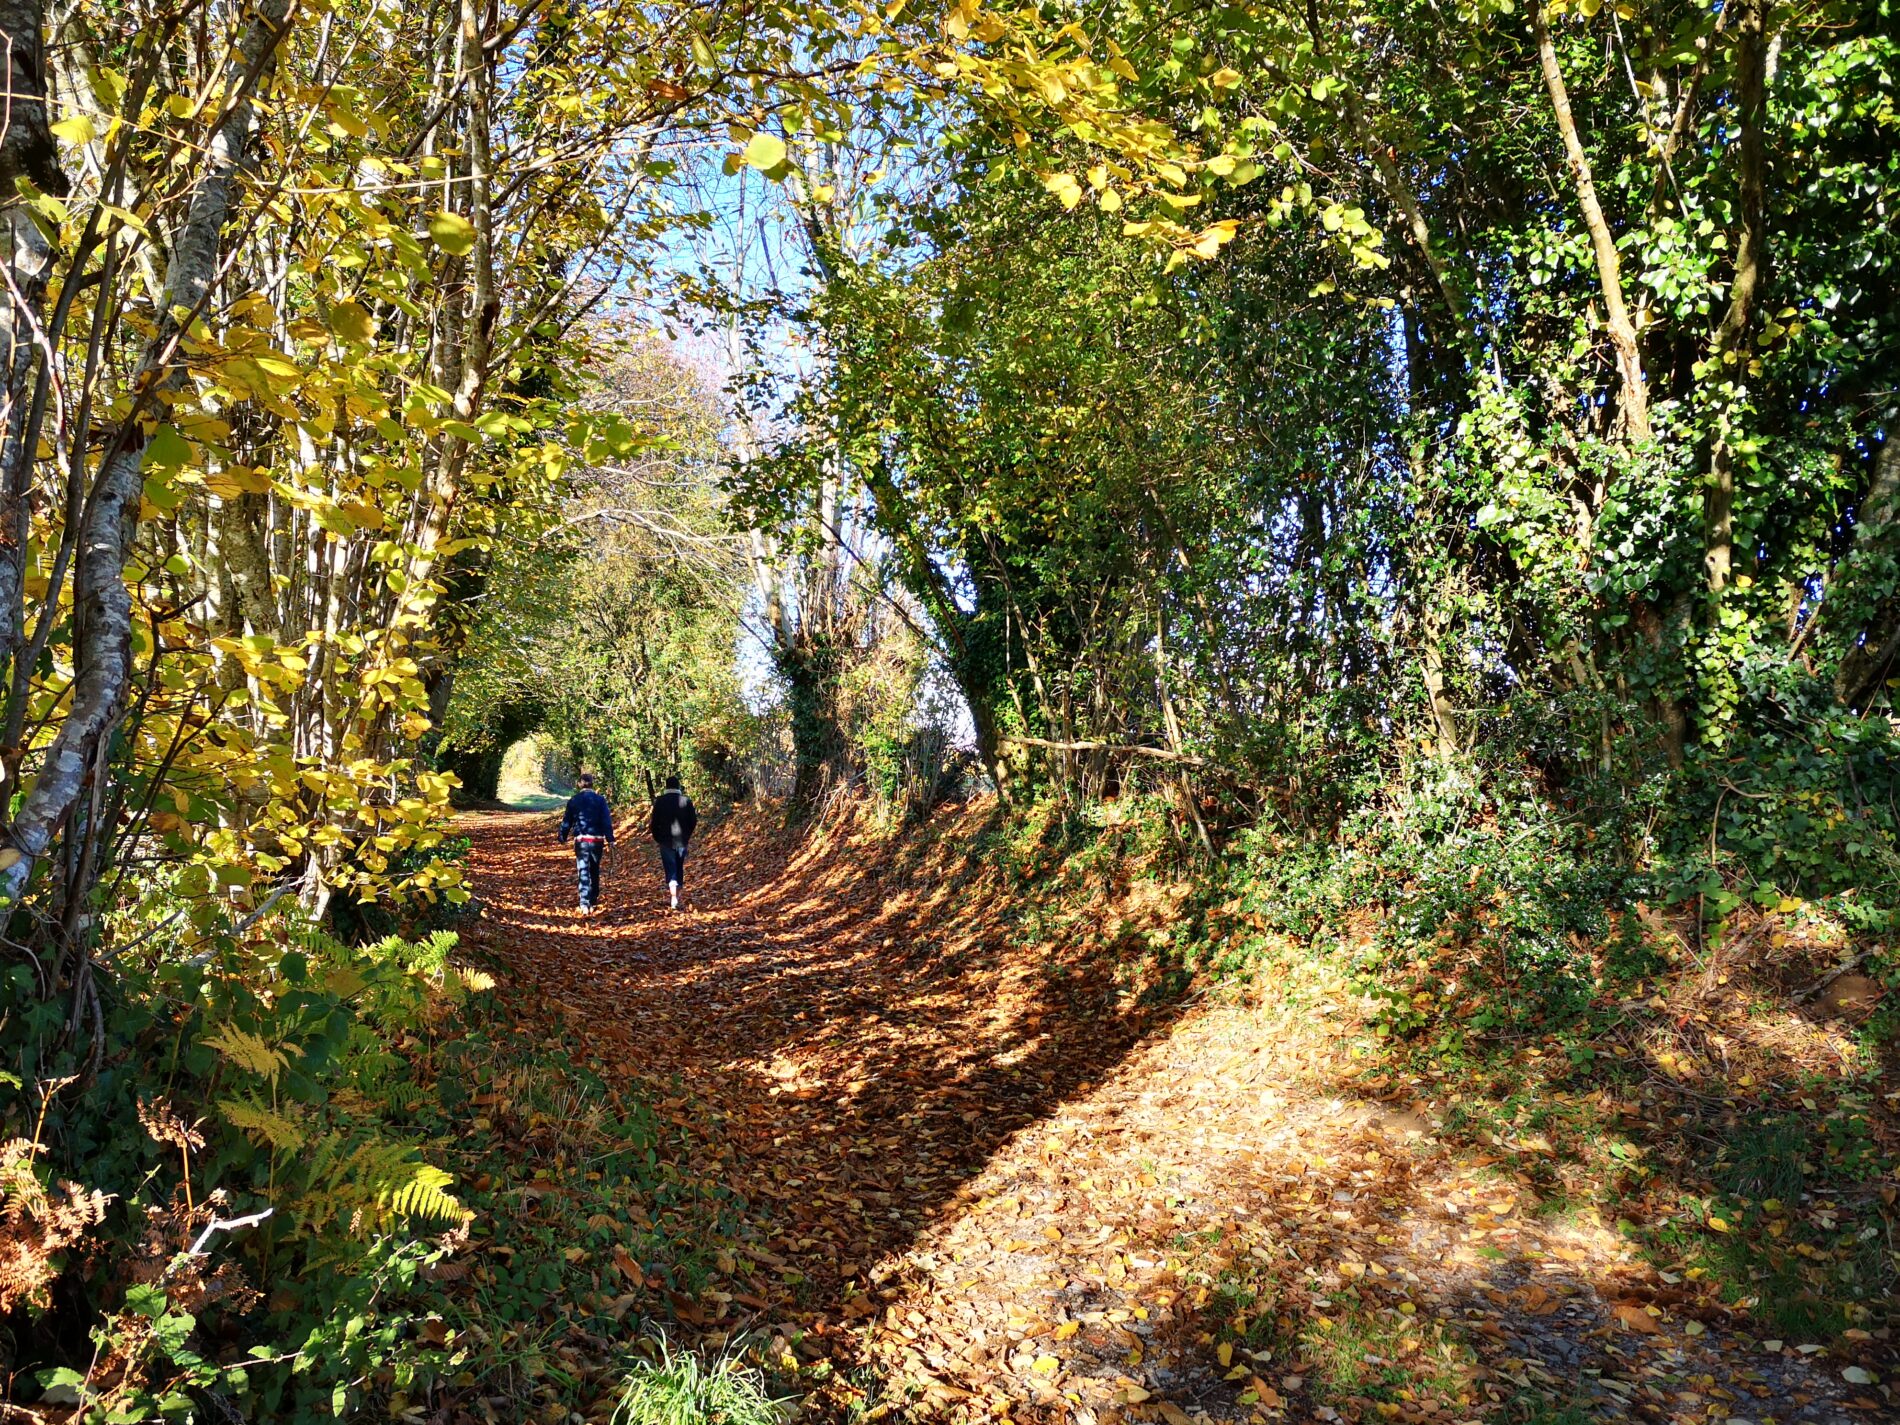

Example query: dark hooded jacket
[649,788,697,848]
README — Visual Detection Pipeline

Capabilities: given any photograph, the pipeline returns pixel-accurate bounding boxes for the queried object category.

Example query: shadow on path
[460,805,1187,1321]
[459,807,1874,1425]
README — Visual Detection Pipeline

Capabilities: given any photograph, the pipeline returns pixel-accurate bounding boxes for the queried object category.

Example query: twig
[998,735,1210,769]
[187,1207,274,1258]
[1793,951,1874,1003]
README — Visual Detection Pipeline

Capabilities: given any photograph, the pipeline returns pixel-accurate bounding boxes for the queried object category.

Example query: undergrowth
[0,890,743,1422]
[611,1335,783,1425]
[929,741,1899,1356]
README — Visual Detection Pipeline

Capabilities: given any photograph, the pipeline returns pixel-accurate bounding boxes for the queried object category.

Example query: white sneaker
[668,881,679,910]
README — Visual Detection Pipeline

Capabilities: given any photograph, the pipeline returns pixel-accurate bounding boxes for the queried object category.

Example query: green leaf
[152,1310,196,1354]
[145,425,193,471]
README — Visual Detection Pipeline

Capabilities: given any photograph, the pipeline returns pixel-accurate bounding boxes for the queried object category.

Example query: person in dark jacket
[649,775,697,911]
[557,773,615,914]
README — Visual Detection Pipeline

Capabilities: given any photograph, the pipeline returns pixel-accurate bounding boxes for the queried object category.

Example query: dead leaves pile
[452,807,1890,1425]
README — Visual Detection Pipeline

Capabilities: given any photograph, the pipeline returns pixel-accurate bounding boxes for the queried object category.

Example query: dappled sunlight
[458,806,1876,1425]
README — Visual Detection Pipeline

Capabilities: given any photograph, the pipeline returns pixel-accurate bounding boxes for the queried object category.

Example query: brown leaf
[1613,1302,1660,1334]
[611,1245,645,1288]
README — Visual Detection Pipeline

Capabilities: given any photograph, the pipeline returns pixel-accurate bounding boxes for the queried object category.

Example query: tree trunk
[0,0,293,904]
[0,0,63,689]
[1833,436,1900,712]
[1534,6,1651,441]
[1704,0,1771,595]
[780,640,844,820]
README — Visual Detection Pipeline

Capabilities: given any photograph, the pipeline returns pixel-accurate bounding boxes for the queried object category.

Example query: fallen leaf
[1613,1302,1660,1334]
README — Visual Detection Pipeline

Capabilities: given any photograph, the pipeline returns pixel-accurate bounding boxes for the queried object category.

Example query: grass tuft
[612,1336,784,1425]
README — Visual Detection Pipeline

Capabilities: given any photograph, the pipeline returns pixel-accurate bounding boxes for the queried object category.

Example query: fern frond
[216,1096,308,1151]
[381,1163,466,1225]
[378,1081,427,1113]
[458,967,497,993]
[296,1135,470,1232]
[202,1024,296,1082]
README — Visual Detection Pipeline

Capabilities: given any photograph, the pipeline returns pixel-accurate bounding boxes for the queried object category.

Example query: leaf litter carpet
[461,810,1865,1425]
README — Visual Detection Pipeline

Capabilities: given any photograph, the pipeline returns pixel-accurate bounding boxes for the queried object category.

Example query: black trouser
[573,837,606,907]
[660,842,688,887]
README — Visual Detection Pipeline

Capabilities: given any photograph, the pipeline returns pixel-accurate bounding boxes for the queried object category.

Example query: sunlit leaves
[1042,171,1083,209]
[327,300,377,345]
[743,131,788,172]
[427,211,476,255]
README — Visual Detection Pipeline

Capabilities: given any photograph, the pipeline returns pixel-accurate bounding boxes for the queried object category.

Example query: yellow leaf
[427,211,476,255]
[1030,1355,1058,1376]
[328,299,376,344]
[1042,171,1083,210]
[51,114,98,145]
[743,132,787,171]
[1189,218,1240,259]
[1054,1321,1079,1341]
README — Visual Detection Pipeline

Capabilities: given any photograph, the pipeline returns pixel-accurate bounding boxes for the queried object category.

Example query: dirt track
[461,808,1861,1425]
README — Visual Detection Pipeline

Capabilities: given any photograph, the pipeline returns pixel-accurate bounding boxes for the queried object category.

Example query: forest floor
[455,807,1881,1425]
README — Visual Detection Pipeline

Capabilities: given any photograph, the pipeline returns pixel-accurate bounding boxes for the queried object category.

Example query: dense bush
[1,916,483,1417]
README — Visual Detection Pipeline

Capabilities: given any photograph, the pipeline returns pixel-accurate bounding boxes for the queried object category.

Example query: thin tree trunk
[1834,436,1900,711]
[0,0,293,901]
[0,0,63,688]
[1534,6,1651,441]
[1154,605,1211,853]
[1704,0,1771,595]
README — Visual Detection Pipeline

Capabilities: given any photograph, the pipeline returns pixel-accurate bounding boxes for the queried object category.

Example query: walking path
[459,809,1865,1425]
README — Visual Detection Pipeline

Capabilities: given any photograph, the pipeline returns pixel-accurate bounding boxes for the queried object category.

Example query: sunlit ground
[497,734,571,810]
